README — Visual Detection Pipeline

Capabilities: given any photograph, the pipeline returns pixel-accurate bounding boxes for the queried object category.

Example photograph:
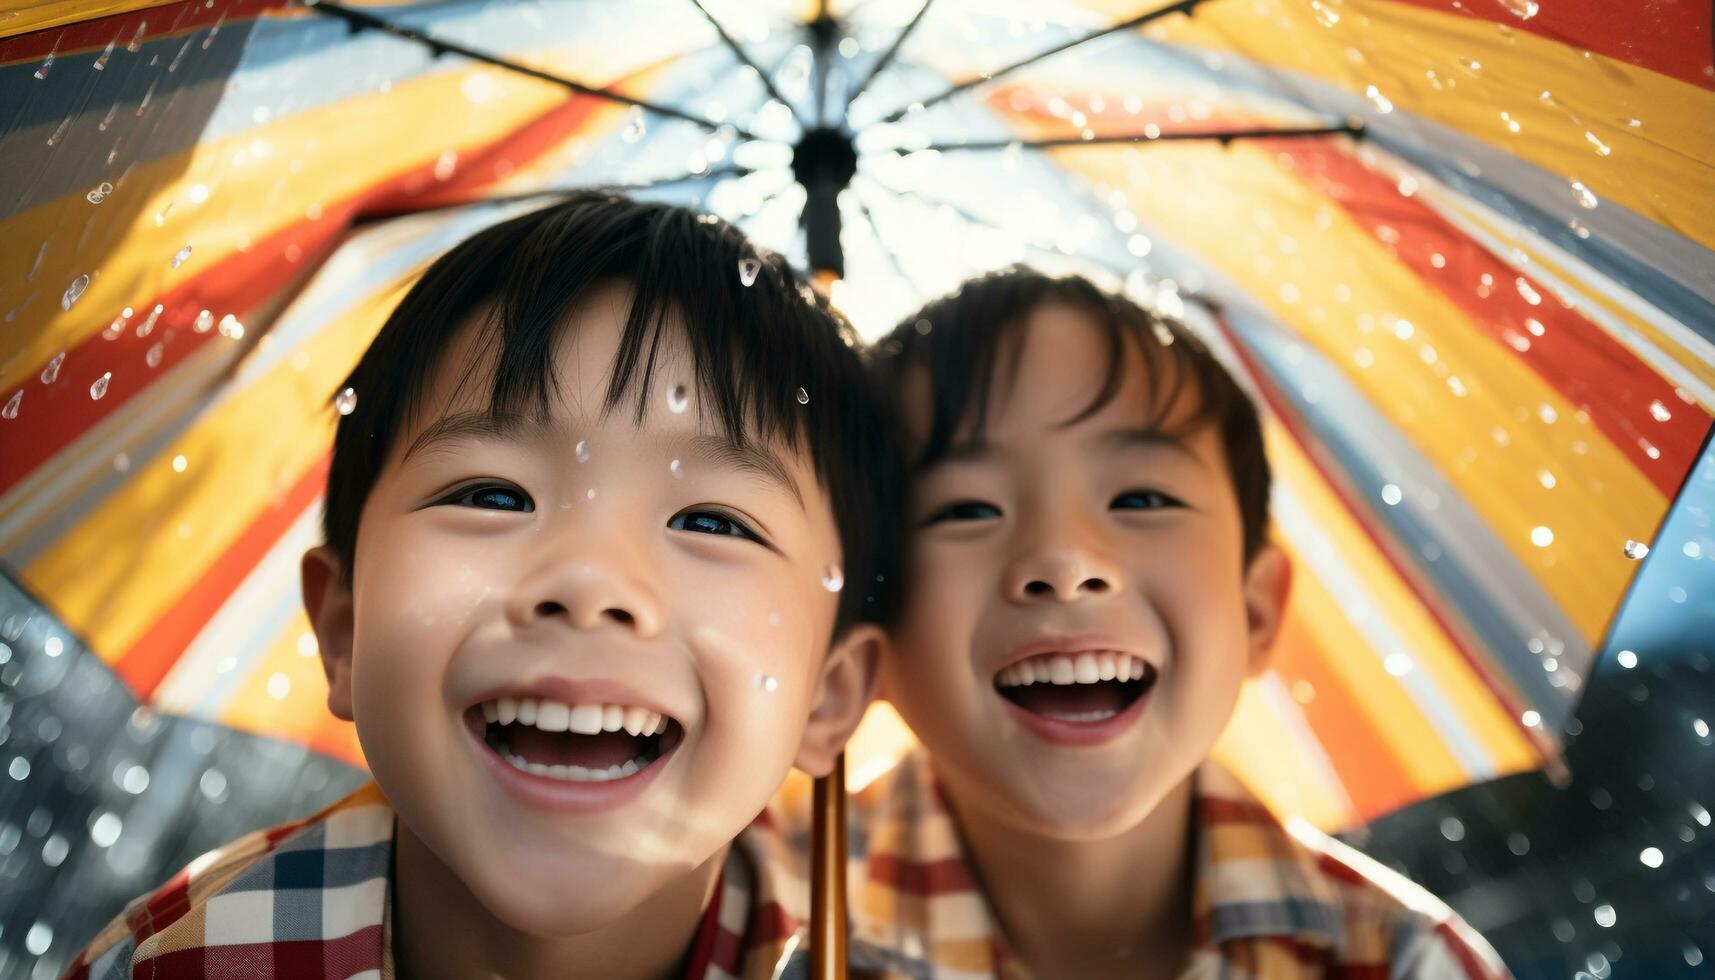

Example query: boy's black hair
[322,190,901,636]
[870,266,1271,564]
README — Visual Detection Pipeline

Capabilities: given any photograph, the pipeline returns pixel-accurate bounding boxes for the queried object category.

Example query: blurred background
[0,1,1710,977]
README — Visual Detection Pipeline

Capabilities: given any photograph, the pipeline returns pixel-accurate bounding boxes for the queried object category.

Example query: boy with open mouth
[63,191,900,980]
[843,269,1510,979]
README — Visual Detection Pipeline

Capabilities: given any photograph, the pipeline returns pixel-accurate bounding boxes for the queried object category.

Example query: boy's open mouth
[994,652,1158,723]
[465,697,683,783]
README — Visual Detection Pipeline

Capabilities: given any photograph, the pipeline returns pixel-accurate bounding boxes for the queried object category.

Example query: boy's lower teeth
[500,752,649,782]
[1040,708,1120,723]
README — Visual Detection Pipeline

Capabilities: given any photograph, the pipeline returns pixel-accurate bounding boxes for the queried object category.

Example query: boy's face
[303,282,874,935]
[883,302,1288,839]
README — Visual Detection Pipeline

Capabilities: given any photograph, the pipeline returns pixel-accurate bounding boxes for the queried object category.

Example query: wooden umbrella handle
[809,753,848,980]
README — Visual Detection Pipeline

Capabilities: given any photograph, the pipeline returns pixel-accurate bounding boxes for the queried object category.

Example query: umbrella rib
[304,1,754,140]
[687,0,808,130]
[841,0,935,118]
[849,187,927,294]
[873,0,1213,124]
[913,121,1365,152]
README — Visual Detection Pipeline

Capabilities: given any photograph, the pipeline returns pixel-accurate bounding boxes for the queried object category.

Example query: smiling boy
[847,269,1509,979]
[62,192,898,980]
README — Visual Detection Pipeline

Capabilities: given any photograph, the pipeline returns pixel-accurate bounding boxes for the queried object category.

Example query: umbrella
[1,0,1710,975]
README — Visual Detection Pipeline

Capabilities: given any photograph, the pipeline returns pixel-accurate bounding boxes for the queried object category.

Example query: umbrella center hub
[792,127,858,276]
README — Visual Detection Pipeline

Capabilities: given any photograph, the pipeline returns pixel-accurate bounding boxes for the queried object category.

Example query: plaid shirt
[62,781,808,980]
[839,751,1512,980]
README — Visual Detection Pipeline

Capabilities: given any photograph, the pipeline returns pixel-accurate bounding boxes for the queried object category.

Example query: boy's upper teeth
[479,697,670,736]
[996,652,1153,687]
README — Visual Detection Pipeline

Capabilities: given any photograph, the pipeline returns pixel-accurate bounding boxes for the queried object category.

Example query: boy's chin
[969,758,1192,843]
[467,857,696,937]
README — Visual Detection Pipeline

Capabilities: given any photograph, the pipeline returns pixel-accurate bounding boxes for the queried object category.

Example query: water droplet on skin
[89,372,111,400]
[821,565,844,592]
[1623,539,1650,560]
[61,275,90,311]
[667,384,690,414]
[767,610,781,627]
[669,458,682,477]
[574,440,591,462]
[334,387,357,416]
[795,386,810,405]
[1569,180,1599,209]
[753,672,779,693]
[586,487,597,500]
[738,256,761,287]
[41,352,66,384]
[2,391,20,420]
[171,245,193,268]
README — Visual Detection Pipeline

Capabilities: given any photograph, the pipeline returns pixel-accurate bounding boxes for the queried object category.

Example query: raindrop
[1623,539,1650,560]
[574,440,591,462]
[1364,85,1394,113]
[753,672,779,693]
[1,391,20,420]
[1531,526,1554,547]
[586,487,597,501]
[171,245,193,268]
[1498,0,1539,19]
[1380,483,1403,506]
[669,458,683,477]
[821,565,844,592]
[41,352,66,384]
[1522,710,1542,728]
[1584,132,1611,157]
[86,181,114,204]
[1648,400,1672,422]
[1569,180,1599,209]
[622,108,647,143]
[433,150,458,181]
[767,610,781,627]
[172,454,188,472]
[334,387,358,416]
[194,309,214,333]
[146,342,164,368]
[217,314,243,339]
[35,52,55,80]
[1639,847,1664,868]
[1687,945,1705,969]
[90,811,122,847]
[25,921,52,956]
[1507,832,1530,855]
[1617,650,1638,669]
[89,372,111,400]
[62,274,90,310]
[667,383,690,414]
[738,255,761,287]
[914,318,933,336]
[1593,905,1616,928]
[93,38,115,70]
[795,386,810,405]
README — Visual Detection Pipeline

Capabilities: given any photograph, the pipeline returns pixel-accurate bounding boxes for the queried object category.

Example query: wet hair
[869,266,1270,564]
[322,190,901,636]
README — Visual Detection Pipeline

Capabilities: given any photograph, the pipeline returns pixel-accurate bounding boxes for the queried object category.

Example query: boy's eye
[923,500,1003,525]
[668,509,763,543]
[448,484,534,512]
[1111,489,1183,511]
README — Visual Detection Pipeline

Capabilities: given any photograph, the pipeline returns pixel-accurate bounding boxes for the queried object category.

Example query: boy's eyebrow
[401,410,556,463]
[403,410,806,509]
[679,433,806,510]
[1100,426,1208,468]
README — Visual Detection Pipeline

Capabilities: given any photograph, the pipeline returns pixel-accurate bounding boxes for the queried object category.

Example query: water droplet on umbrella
[753,672,779,693]
[667,383,690,414]
[34,52,54,80]
[41,352,66,384]
[1623,539,1650,560]
[821,565,844,592]
[1569,180,1599,209]
[574,439,591,462]
[86,181,114,205]
[93,38,115,71]
[61,275,90,310]
[1616,649,1638,669]
[622,108,646,143]
[738,256,761,287]
[1569,218,1591,239]
[1,391,20,420]
[433,150,458,181]
[1584,131,1611,157]
[335,387,358,415]
[218,314,244,339]
[146,342,164,368]
[1649,400,1672,422]
[89,372,111,400]
[1531,526,1554,547]
[1309,0,1340,27]
[795,386,810,405]
[1498,0,1538,19]
[171,245,193,268]
[1364,85,1394,113]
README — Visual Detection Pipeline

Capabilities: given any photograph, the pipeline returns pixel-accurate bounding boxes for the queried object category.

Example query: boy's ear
[1242,543,1293,678]
[794,624,886,779]
[301,545,357,722]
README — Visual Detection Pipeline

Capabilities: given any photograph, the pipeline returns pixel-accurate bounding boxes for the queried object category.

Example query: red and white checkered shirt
[61,781,807,980]
[838,750,1513,980]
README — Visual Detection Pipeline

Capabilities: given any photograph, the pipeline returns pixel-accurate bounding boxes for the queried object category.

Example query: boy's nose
[504,561,664,639]
[1004,548,1124,604]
